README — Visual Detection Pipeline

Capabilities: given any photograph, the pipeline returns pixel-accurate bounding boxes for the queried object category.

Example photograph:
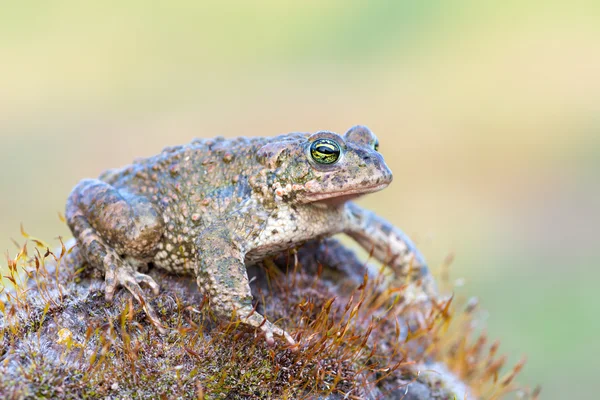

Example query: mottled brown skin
[65,126,430,346]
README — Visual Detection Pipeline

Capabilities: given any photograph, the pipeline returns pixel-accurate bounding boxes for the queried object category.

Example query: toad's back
[99,134,305,224]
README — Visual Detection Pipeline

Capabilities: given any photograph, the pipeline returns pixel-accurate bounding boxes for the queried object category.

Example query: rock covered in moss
[1,238,533,399]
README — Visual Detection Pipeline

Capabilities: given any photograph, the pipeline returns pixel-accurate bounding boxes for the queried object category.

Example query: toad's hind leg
[65,178,166,331]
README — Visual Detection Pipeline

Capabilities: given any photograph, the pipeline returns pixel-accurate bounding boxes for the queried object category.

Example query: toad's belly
[245,238,313,265]
[151,239,196,274]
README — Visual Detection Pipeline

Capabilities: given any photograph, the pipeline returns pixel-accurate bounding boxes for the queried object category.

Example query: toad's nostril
[362,155,371,161]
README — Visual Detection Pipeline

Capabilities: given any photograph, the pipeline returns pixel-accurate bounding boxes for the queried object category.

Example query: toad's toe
[104,265,167,334]
[237,306,296,348]
[133,271,160,295]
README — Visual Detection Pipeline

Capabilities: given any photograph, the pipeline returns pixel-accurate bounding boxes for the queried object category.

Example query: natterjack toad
[65,126,430,346]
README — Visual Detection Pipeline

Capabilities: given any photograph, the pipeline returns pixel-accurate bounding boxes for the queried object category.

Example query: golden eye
[310,139,341,165]
[374,140,379,152]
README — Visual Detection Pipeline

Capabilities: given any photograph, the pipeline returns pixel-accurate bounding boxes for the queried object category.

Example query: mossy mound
[1,237,539,399]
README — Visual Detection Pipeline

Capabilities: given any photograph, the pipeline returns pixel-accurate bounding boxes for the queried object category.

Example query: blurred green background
[1,1,598,398]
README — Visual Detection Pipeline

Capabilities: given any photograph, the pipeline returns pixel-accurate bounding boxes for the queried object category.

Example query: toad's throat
[303,183,389,205]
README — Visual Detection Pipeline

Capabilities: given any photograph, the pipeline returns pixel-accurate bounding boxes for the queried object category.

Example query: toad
[65,126,430,346]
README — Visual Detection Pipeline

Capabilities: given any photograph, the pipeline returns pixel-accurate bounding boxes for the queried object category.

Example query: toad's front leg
[343,202,435,295]
[194,224,296,347]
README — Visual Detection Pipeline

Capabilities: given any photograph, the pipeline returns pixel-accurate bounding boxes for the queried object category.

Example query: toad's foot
[236,305,296,348]
[105,263,166,334]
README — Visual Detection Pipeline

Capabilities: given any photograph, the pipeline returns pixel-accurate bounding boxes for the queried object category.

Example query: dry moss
[0,234,539,399]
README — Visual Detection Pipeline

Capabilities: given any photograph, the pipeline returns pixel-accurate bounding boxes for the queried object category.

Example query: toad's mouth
[302,183,390,205]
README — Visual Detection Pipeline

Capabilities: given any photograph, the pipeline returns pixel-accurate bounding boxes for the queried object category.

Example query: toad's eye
[374,140,379,152]
[310,139,341,165]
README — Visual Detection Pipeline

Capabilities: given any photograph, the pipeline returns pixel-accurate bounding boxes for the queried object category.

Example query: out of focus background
[1,1,598,398]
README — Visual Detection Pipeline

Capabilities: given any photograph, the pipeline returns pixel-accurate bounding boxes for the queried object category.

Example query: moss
[0,236,539,399]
